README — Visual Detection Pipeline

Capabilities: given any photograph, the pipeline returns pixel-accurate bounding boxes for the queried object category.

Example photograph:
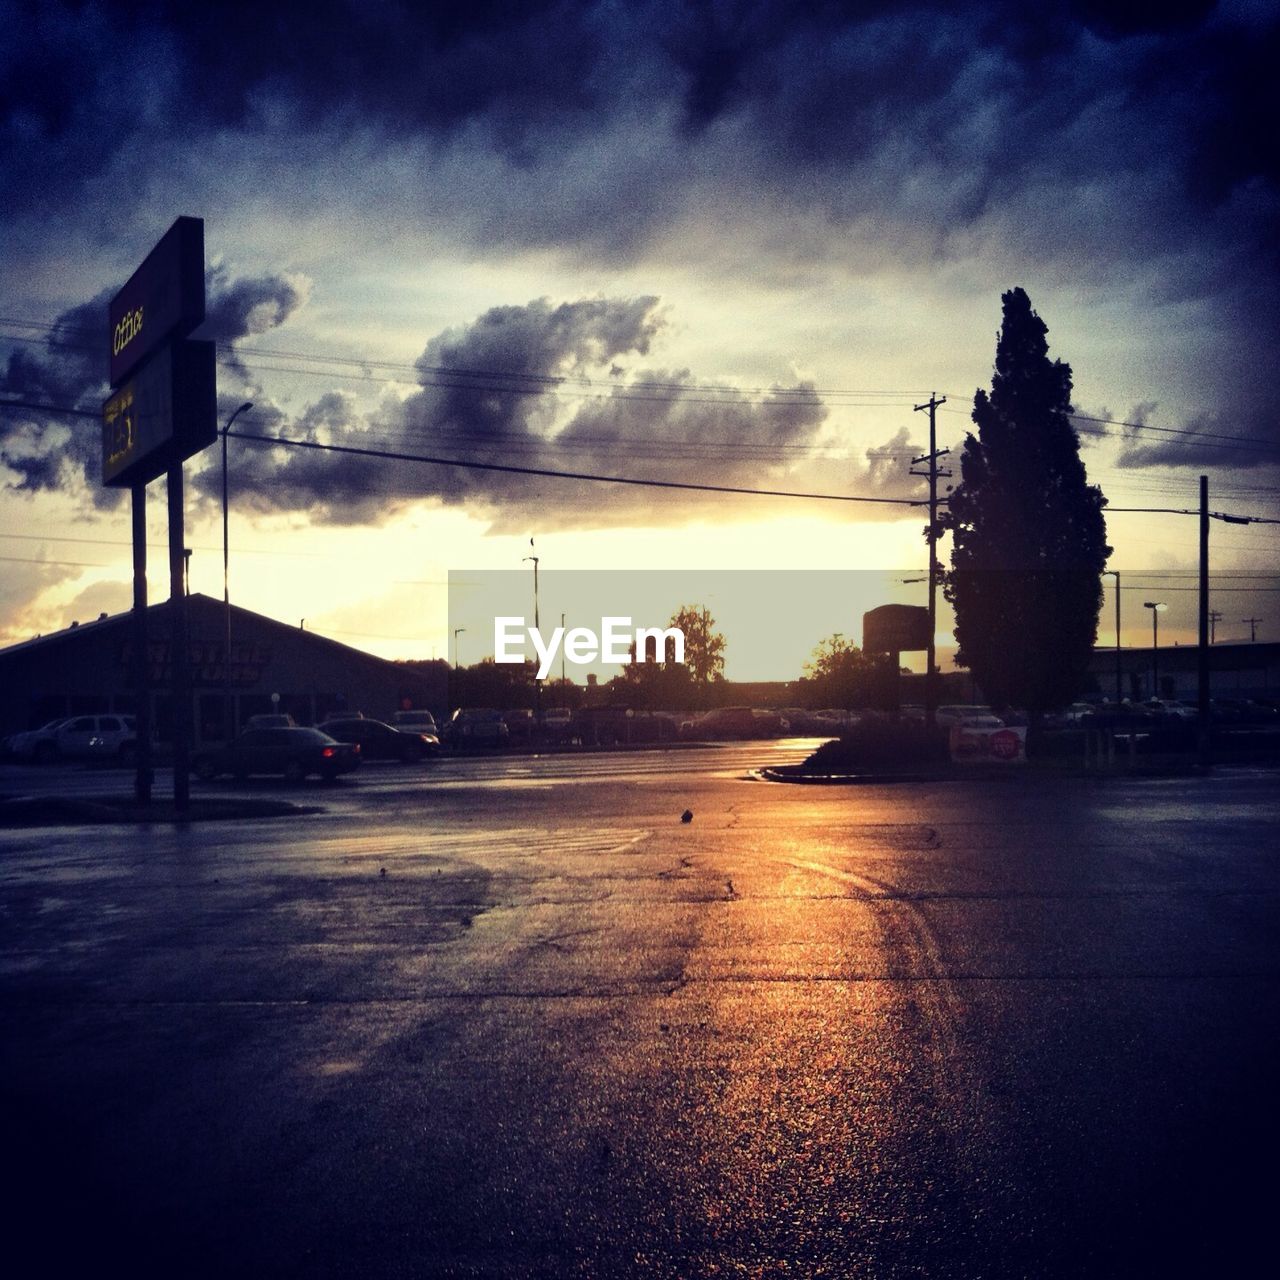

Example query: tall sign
[108,216,205,387]
[103,339,216,487]
[863,604,930,654]
[102,216,215,812]
[103,217,210,488]
[864,603,931,720]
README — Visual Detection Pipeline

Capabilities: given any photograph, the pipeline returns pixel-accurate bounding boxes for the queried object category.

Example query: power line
[5,315,1279,455]
[3,393,1279,522]
[224,428,927,506]
[937,398,1280,455]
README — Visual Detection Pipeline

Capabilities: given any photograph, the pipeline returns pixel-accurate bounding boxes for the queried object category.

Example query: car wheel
[118,741,137,766]
[283,759,305,784]
[33,741,57,764]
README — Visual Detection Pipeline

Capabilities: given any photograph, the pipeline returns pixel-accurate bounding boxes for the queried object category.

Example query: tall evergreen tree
[942,288,1110,724]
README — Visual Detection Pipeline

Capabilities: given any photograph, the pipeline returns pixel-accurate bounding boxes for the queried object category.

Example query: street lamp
[1104,570,1121,704]
[1143,601,1167,699]
[453,627,466,670]
[222,401,253,739]
[523,544,541,725]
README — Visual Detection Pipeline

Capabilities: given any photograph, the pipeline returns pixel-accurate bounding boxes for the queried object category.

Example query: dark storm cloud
[0,271,307,504]
[1115,406,1280,472]
[199,267,310,380]
[6,2,1275,224]
[201,268,310,345]
[199,295,836,529]
[5,2,1278,463]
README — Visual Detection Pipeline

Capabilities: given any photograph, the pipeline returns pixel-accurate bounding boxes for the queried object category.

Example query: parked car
[193,727,360,782]
[503,708,536,742]
[1141,699,1198,722]
[683,706,771,740]
[1213,699,1280,725]
[1079,702,1159,732]
[10,714,139,763]
[5,717,71,761]
[317,716,437,761]
[778,707,838,736]
[572,706,676,746]
[936,705,1004,729]
[442,708,510,748]
[542,707,573,742]
[392,709,439,733]
[245,713,297,729]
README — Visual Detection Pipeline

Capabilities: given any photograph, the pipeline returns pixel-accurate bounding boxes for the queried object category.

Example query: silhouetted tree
[448,656,537,710]
[797,634,891,709]
[670,604,725,686]
[942,288,1110,729]
[617,603,725,709]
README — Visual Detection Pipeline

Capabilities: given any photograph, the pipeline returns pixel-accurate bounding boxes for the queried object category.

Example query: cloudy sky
[2,0,1277,671]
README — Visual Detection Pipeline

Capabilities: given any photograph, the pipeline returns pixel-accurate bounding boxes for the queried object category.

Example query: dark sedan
[317,717,438,761]
[193,727,361,782]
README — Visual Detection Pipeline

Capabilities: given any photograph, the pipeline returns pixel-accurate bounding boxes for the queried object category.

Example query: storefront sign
[102,339,216,487]
[863,603,930,653]
[108,216,205,387]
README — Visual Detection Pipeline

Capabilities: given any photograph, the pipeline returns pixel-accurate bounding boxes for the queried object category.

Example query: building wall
[1086,642,1279,702]
[0,594,444,744]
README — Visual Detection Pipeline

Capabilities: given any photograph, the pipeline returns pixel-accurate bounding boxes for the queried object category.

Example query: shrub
[803,718,950,773]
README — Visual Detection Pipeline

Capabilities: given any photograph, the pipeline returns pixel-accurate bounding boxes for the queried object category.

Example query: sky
[2,0,1277,677]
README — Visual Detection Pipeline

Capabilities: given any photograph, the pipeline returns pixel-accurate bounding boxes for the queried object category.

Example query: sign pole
[168,465,191,812]
[131,483,153,804]
[1198,475,1211,767]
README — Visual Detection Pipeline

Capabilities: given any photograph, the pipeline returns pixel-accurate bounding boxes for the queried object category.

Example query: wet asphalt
[2,747,1278,1278]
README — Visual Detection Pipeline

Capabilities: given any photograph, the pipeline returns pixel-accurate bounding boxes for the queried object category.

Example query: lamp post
[222,401,253,740]
[1143,601,1166,699]
[1104,570,1121,704]
[523,545,541,725]
[453,627,466,670]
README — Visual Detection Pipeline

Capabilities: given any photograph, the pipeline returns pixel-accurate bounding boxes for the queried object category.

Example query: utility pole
[1198,475,1209,766]
[1209,610,1223,644]
[524,539,541,727]
[1243,617,1262,642]
[912,394,948,730]
[1104,570,1122,704]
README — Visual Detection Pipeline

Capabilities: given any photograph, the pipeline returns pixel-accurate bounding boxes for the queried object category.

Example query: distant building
[1085,640,1279,703]
[0,594,445,745]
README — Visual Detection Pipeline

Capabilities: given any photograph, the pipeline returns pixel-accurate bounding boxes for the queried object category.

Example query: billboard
[862,603,930,653]
[108,216,205,388]
[102,340,217,487]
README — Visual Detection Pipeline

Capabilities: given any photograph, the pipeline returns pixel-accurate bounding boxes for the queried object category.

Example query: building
[0,594,445,745]
[1085,639,1279,703]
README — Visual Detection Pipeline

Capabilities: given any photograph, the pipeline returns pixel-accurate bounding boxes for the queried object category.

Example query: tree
[618,603,725,709]
[798,634,891,709]
[672,604,726,685]
[942,287,1110,725]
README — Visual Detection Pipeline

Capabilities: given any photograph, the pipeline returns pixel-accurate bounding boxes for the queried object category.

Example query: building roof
[0,593,416,674]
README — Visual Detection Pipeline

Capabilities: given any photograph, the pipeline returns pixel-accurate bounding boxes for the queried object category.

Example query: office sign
[102,340,216,487]
[108,216,205,387]
[863,603,930,653]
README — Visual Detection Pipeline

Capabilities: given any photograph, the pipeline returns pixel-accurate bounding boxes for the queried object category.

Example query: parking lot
[2,749,1278,1277]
